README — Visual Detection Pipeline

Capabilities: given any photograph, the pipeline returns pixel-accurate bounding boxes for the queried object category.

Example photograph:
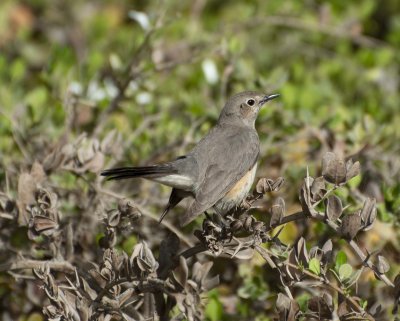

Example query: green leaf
[339,263,353,280]
[25,86,49,121]
[27,312,44,321]
[205,290,223,321]
[122,235,138,255]
[335,250,347,271]
[308,258,321,275]
[347,173,362,188]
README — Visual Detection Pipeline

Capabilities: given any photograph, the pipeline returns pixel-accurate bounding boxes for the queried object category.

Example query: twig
[94,277,169,304]
[0,259,75,273]
[179,244,207,259]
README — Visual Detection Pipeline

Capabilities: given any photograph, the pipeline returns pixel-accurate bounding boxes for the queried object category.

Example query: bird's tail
[101,164,177,181]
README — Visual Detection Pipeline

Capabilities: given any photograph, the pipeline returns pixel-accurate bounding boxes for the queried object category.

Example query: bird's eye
[247,99,255,106]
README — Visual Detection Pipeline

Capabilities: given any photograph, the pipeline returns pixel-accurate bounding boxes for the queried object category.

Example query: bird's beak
[259,94,280,106]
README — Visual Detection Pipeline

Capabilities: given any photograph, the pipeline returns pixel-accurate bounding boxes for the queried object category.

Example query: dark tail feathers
[101,164,177,181]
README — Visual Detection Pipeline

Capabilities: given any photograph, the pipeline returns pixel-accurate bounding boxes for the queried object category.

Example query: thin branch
[179,244,207,259]
[269,210,305,228]
[0,260,75,273]
[93,277,169,304]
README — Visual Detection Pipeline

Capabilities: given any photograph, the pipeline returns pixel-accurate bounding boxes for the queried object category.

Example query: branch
[94,277,169,303]
[0,260,75,273]
[268,209,394,288]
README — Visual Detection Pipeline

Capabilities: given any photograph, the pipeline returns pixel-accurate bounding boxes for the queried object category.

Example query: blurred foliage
[0,0,399,320]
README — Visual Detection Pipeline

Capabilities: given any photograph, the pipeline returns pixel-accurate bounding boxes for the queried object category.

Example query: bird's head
[218,91,279,127]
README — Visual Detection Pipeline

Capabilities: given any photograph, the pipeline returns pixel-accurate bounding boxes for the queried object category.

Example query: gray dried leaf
[131,241,158,274]
[368,302,382,317]
[322,152,347,185]
[137,256,152,273]
[276,293,300,321]
[308,294,333,318]
[271,177,285,191]
[80,277,97,300]
[286,250,301,281]
[325,195,343,221]
[107,209,121,227]
[251,220,264,232]
[256,177,284,194]
[299,177,315,216]
[360,198,376,231]
[101,129,117,152]
[203,275,219,291]
[44,274,58,300]
[101,296,119,310]
[109,248,125,273]
[192,261,213,288]
[276,292,291,310]
[17,172,37,225]
[32,215,59,233]
[43,305,61,319]
[172,256,189,289]
[322,292,333,309]
[37,188,58,211]
[256,178,273,194]
[310,176,326,201]
[100,260,114,281]
[309,246,323,261]
[88,269,107,288]
[376,255,390,274]
[321,239,333,264]
[337,301,349,318]
[270,197,285,227]
[118,288,135,306]
[122,312,139,321]
[130,242,143,261]
[230,219,243,232]
[118,199,141,220]
[42,147,66,172]
[346,159,360,181]
[243,215,254,230]
[83,151,105,173]
[30,161,46,184]
[340,214,362,240]
[296,237,309,266]
[76,297,89,321]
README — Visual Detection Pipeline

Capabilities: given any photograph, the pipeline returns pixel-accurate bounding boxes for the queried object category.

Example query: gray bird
[101,91,279,226]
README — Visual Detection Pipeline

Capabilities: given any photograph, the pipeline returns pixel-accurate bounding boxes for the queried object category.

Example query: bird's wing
[180,127,259,225]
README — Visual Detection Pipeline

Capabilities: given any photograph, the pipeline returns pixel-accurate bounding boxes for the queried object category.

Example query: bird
[101,91,279,226]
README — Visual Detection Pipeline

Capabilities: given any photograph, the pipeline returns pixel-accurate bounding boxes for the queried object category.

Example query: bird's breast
[213,164,257,214]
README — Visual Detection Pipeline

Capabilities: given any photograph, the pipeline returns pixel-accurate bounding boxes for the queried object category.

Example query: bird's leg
[204,211,212,220]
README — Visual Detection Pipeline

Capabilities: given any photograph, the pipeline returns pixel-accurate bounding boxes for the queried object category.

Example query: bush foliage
[0,1,399,320]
